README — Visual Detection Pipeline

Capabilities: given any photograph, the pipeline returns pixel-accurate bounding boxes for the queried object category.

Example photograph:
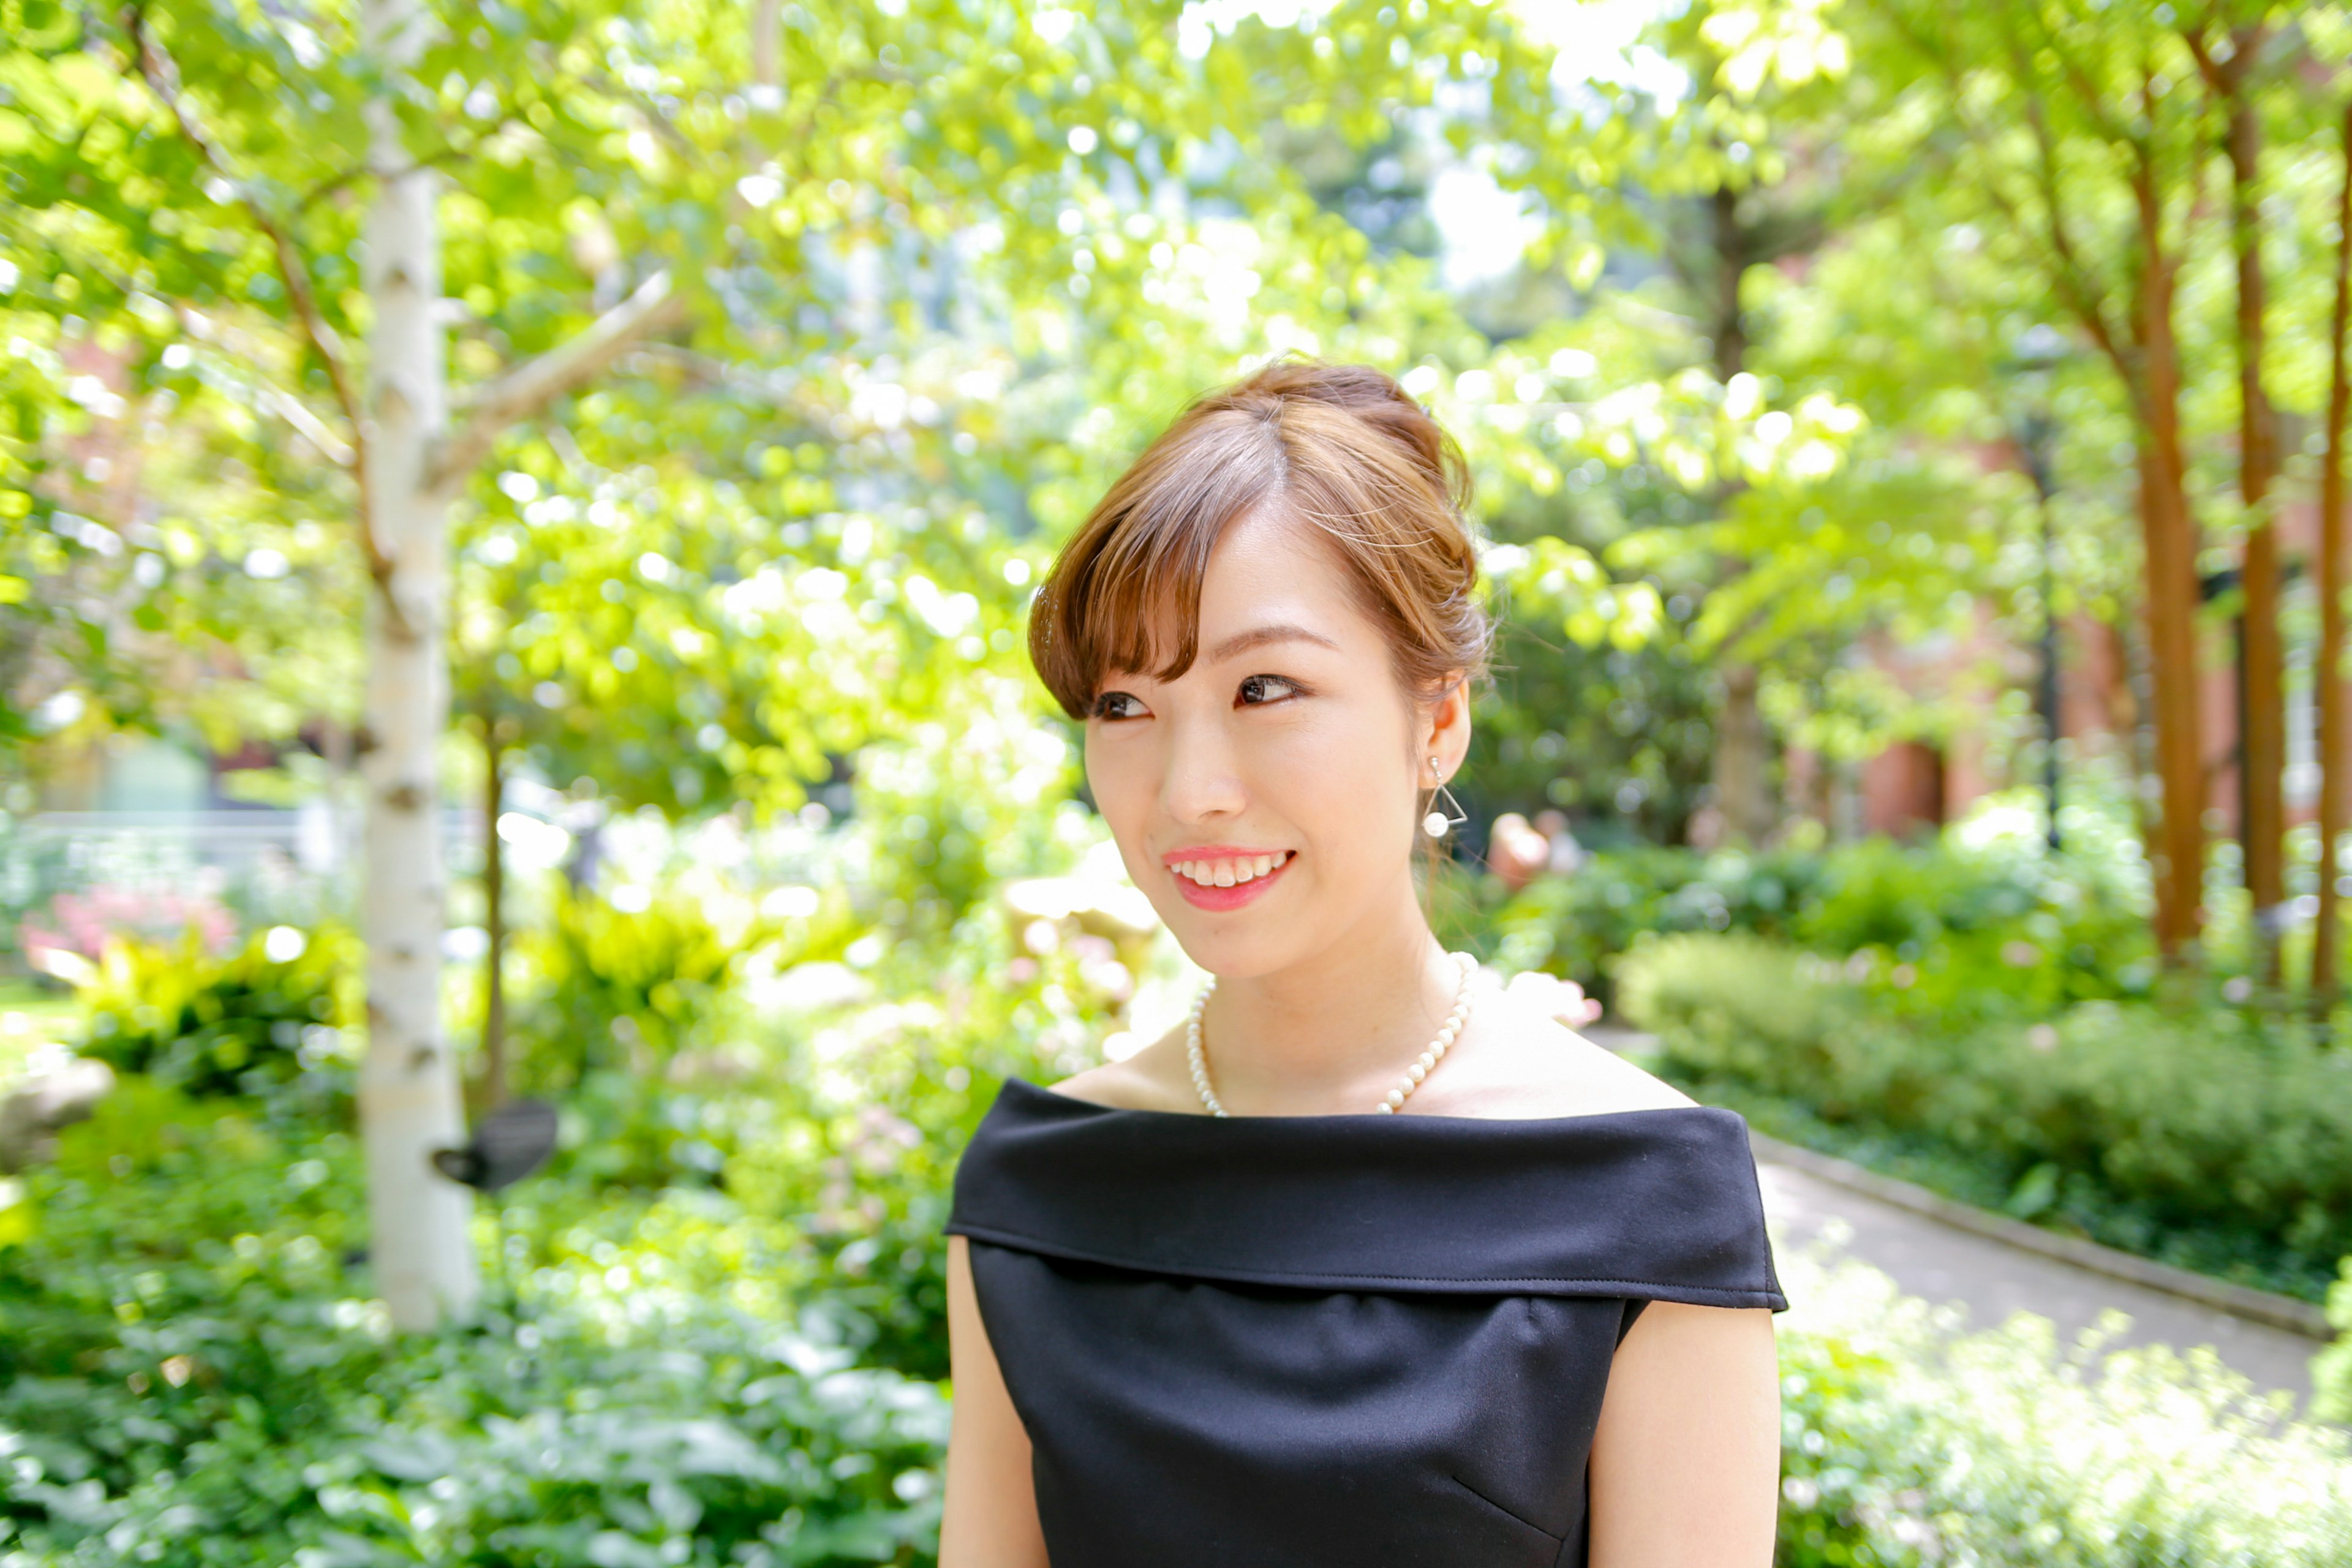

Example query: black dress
[946,1077,1789,1568]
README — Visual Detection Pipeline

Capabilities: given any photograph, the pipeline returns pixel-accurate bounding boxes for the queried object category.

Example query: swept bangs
[1028,361,1488,722]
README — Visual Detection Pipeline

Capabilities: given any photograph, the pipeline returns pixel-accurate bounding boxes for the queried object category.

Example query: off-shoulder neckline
[952,1077,1787,1308]
[1001,1073,1724,1131]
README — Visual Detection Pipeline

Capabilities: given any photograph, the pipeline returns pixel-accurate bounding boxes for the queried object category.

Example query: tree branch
[168,310,356,465]
[1880,1,2151,414]
[300,142,472,214]
[2181,22,2229,98]
[428,270,690,492]
[2016,1,2131,148]
[2013,85,2136,383]
[124,5,398,594]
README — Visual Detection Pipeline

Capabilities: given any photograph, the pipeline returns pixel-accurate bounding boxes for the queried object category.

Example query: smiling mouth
[1168,849,1295,888]
[1167,849,1297,910]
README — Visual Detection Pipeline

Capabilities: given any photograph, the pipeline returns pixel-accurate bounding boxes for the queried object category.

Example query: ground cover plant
[1616,930,2352,1301]
[1773,1251,2352,1566]
[0,1082,951,1567]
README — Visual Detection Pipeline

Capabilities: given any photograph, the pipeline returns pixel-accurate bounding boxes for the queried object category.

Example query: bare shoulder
[1044,1025,1202,1115]
[1417,984,1698,1121]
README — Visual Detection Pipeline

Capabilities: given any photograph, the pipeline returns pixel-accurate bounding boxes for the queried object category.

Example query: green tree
[1853,0,2218,956]
[7,0,1566,1327]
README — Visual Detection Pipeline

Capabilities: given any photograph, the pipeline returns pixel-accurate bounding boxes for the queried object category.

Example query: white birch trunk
[356,0,477,1332]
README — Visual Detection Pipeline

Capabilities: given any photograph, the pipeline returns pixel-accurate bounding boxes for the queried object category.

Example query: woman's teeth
[1173,851,1291,887]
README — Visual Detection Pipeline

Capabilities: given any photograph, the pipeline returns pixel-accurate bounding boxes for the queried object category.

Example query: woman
[939,361,1785,1567]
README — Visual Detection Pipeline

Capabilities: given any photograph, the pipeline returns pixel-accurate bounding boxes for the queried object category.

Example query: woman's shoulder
[1046,1023,1201,1114]
[1414,989,1695,1120]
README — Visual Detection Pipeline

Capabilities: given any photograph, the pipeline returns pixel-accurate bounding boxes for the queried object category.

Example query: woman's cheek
[1082,747,1148,864]
[1280,728,1391,886]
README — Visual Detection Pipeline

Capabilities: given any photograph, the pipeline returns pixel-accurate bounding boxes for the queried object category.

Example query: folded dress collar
[947,1077,1789,1310]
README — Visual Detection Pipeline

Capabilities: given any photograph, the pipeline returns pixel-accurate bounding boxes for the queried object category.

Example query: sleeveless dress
[946,1077,1789,1568]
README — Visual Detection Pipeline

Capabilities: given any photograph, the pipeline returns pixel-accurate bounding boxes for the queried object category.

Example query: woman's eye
[1238,674,1305,706]
[1093,691,1146,720]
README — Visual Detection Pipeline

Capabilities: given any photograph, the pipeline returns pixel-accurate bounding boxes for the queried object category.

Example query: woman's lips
[1170,850,1295,911]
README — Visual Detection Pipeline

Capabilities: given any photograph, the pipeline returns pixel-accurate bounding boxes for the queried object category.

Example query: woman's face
[1082,505,1466,978]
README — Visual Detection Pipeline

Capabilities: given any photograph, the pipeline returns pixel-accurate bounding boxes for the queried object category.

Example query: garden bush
[502,881,797,1094]
[1774,1253,2352,1565]
[66,923,361,1103]
[1490,834,2153,1016]
[1488,843,1830,1003]
[0,1079,946,1567]
[1618,932,2352,1297]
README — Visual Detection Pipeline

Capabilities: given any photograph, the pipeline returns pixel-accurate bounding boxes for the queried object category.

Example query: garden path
[1755,1155,2324,1410]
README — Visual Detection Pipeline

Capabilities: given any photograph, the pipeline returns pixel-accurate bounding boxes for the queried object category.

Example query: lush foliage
[1774,1253,2352,1566]
[0,790,1146,1559]
[1619,930,2352,1299]
[65,922,361,1101]
[1491,821,2153,1012]
[0,1082,950,1566]
[15,0,2352,1559]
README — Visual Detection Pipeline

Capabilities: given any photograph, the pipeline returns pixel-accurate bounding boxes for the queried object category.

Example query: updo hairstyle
[1027,359,1492,725]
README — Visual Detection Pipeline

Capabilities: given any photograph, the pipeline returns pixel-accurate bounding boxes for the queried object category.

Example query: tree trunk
[356,0,477,1332]
[2315,100,2352,1014]
[2135,160,2206,961]
[480,713,508,1107]
[752,0,783,91]
[1712,663,1772,842]
[1706,186,1773,845]
[2217,55,2283,986]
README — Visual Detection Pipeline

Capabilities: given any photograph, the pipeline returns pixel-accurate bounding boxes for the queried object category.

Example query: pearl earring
[1422,759,1467,839]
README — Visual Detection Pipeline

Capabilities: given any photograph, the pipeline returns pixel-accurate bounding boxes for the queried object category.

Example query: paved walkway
[1756,1155,2326,1409]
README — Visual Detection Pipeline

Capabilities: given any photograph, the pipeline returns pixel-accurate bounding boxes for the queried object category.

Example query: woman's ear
[1420,669,1472,779]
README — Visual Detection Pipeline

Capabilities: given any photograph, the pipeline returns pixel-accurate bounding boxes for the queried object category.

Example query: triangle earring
[1422,759,1468,839]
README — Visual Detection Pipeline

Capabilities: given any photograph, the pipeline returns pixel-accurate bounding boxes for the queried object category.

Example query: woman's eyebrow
[1204,623,1343,662]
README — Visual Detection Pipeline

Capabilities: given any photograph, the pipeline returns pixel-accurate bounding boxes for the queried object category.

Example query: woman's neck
[1194,886,1462,1114]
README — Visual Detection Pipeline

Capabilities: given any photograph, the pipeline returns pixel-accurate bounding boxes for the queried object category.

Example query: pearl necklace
[1186,951,1479,1117]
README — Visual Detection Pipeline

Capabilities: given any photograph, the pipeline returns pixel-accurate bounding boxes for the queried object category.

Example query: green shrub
[491,882,833,1194]
[68,924,362,1102]
[1492,834,2153,1016]
[1619,932,2352,1297]
[505,883,790,1093]
[724,887,1140,1382]
[1776,1253,2352,1564]
[0,1081,945,1567]
[1789,837,2154,1024]
[1490,844,1830,1003]
[2316,1267,2352,1422]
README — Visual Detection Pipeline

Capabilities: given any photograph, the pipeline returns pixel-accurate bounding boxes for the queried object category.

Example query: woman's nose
[1156,716,1247,823]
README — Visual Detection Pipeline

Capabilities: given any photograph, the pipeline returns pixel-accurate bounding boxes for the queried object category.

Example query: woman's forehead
[1196,508,1358,614]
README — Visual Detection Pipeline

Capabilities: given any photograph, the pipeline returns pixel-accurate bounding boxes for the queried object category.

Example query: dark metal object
[2007,326,2073,854]
[2021,410,2064,854]
[431,1098,559,1191]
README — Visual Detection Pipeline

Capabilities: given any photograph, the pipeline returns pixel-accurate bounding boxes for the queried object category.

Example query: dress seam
[1442,1472,1566,1545]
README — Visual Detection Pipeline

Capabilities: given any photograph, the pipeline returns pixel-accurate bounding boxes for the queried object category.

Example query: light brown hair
[1028,359,1491,725]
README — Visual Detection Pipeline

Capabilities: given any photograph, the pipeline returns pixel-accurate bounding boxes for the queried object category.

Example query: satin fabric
[946,1079,1788,1567]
